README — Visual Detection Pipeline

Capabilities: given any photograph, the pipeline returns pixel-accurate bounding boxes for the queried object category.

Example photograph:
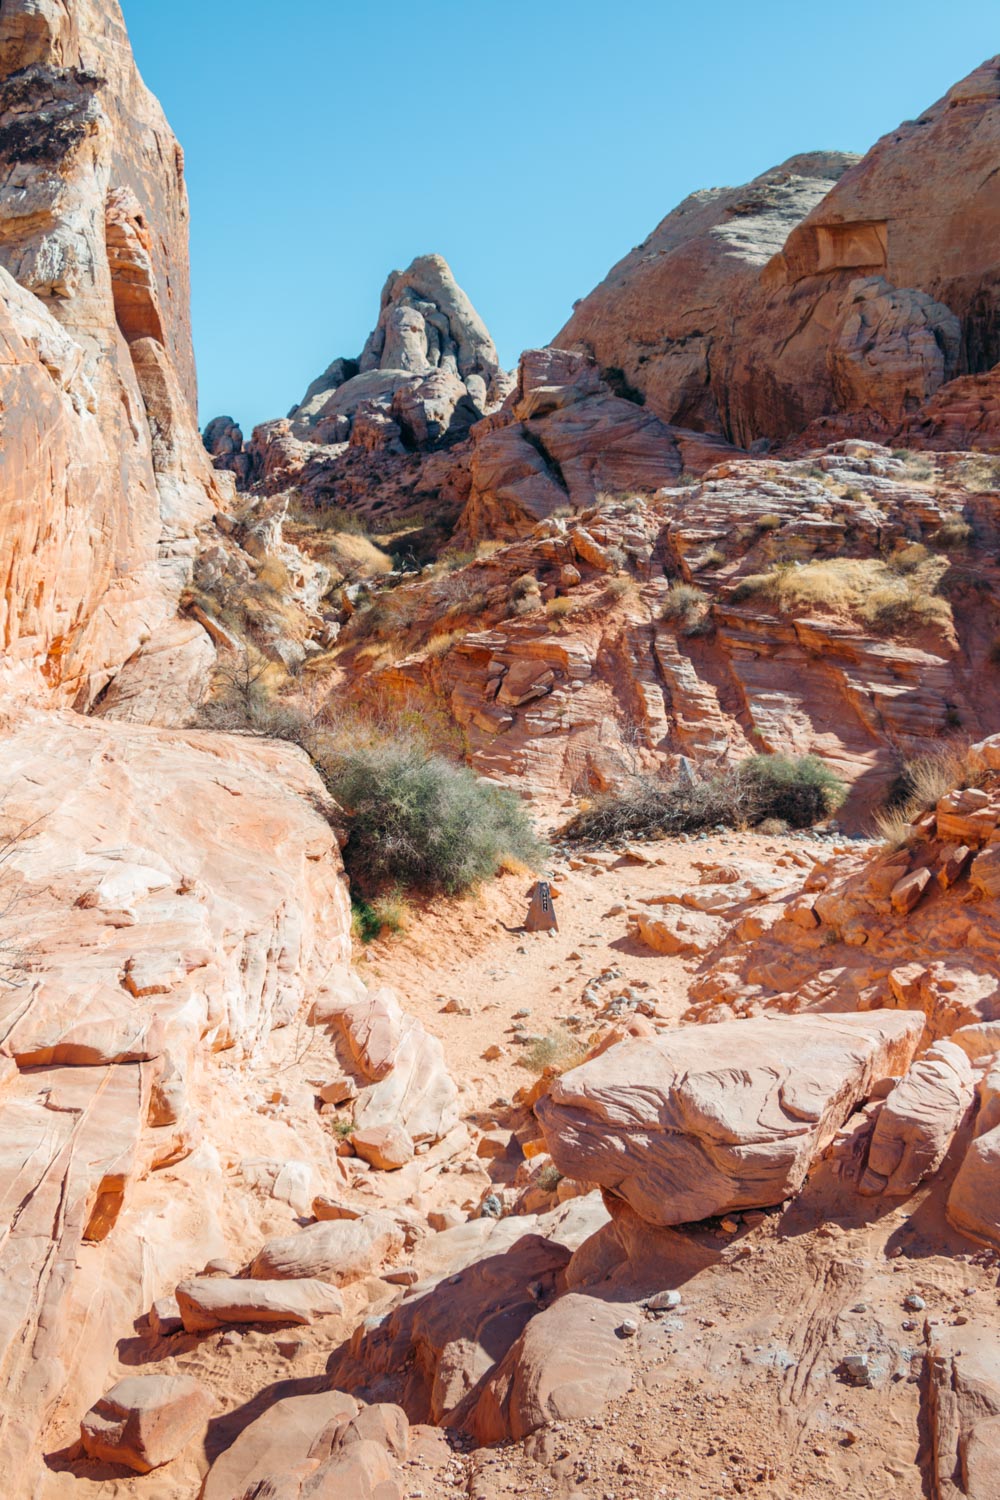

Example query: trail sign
[524,880,558,932]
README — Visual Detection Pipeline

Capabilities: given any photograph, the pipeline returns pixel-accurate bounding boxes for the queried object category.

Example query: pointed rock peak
[288,253,512,449]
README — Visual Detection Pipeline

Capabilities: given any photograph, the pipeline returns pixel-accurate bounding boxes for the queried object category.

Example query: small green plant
[331,1118,355,1139]
[351,892,409,943]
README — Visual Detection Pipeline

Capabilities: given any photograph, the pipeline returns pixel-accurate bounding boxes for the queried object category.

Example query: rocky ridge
[2,12,1000,1500]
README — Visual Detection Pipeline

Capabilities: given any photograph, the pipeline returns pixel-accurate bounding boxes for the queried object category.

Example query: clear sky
[121,0,998,435]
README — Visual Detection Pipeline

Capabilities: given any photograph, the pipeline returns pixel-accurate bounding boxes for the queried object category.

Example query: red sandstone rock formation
[558,59,1000,450]
[0,0,224,712]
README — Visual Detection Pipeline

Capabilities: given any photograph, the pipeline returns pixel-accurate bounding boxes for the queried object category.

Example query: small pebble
[620,1318,639,1338]
[904,1293,926,1311]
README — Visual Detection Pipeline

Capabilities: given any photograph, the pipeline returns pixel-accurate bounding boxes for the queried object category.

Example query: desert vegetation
[730,555,953,635]
[563,753,845,842]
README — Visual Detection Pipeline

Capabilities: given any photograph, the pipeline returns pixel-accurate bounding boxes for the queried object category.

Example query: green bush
[738,753,845,828]
[563,753,844,842]
[317,741,542,897]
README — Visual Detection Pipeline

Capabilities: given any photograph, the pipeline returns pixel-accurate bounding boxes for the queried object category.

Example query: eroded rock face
[536,1011,923,1226]
[557,58,1000,449]
[556,152,855,433]
[860,1041,974,1198]
[0,712,352,1479]
[0,0,224,711]
[287,253,509,450]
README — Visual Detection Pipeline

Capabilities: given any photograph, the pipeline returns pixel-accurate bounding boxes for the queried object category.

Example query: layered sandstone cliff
[0,0,224,712]
[557,58,1000,450]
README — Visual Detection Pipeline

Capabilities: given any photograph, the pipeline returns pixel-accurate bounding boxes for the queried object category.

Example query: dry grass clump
[604,573,635,600]
[424,630,464,658]
[520,1029,587,1076]
[930,518,973,550]
[954,454,1000,493]
[891,449,936,480]
[509,573,543,616]
[545,595,579,618]
[659,584,709,635]
[731,556,952,635]
[873,743,986,848]
[756,513,783,532]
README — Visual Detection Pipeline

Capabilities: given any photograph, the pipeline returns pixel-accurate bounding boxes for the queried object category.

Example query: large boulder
[175,1275,345,1332]
[536,1011,923,1226]
[80,1374,215,1473]
[467,1291,638,1443]
[250,1215,404,1284]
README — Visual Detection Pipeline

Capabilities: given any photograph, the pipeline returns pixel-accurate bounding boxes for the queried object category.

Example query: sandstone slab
[175,1276,344,1332]
[536,1011,923,1226]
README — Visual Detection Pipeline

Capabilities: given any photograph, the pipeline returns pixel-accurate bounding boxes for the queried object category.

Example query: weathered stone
[250,1215,404,1284]
[536,1011,923,1226]
[175,1276,345,1332]
[859,1041,974,1197]
[80,1374,215,1473]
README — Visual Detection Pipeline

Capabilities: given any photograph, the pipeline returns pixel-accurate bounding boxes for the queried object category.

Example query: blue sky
[121,0,998,434]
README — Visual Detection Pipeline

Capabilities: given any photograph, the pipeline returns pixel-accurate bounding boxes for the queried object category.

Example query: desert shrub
[545,595,578,618]
[195,648,310,741]
[659,584,709,634]
[955,454,1000,493]
[701,548,726,569]
[535,1162,563,1192]
[756,513,782,532]
[891,449,935,480]
[738,753,845,828]
[563,754,844,842]
[930,518,973,550]
[315,740,541,897]
[511,573,540,600]
[521,1029,587,1076]
[873,743,985,846]
[604,573,634,600]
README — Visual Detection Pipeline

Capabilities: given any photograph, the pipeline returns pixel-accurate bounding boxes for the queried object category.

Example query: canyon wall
[0,0,223,713]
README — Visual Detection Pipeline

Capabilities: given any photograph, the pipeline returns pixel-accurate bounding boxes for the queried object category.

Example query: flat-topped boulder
[175,1276,344,1332]
[536,1010,923,1226]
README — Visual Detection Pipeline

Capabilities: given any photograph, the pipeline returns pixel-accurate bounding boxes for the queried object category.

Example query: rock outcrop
[287,253,509,450]
[557,58,1000,450]
[536,1011,922,1226]
[556,152,857,433]
[0,0,224,712]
